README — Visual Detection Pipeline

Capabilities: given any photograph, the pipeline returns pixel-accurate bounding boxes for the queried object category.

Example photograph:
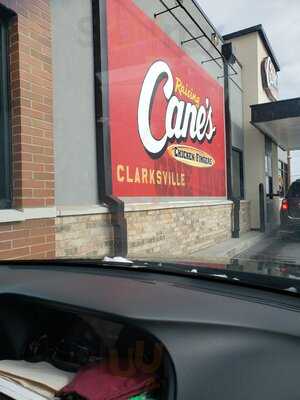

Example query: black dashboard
[0,263,300,399]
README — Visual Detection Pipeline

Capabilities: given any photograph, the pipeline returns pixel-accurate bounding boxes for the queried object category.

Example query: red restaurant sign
[106,0,226,197]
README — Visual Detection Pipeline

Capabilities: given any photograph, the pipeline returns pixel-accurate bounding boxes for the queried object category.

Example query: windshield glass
[288,182,300,198]
[0,0,300,287]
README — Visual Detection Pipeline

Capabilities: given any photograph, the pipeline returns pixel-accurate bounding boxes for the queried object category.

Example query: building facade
[224,25,289,232]
[0,0,294,260]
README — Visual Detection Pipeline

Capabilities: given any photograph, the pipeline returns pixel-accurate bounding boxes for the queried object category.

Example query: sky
[198,0,300,180]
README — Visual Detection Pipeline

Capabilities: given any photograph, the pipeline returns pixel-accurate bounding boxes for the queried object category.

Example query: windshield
[0,0,300,288]
[287,182,300,198]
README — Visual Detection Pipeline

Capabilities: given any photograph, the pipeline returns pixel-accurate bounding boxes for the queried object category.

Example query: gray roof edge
[223,24,280,72]
[250,97,300,108]
[251,97,300,124]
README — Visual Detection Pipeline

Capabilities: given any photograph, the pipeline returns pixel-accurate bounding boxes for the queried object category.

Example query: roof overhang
[223,24,280,72]
[251,98,300,150]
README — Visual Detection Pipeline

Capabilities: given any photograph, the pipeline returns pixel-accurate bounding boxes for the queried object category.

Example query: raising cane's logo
[137,60,216,167]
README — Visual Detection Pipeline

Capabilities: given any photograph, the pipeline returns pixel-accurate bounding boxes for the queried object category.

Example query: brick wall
[0,0,55,259]
[5,0,54,208]
[0,218,55,260]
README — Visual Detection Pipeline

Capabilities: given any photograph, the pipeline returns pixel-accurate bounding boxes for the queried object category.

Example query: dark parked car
[281,179,300,233]
[2,259,300,399]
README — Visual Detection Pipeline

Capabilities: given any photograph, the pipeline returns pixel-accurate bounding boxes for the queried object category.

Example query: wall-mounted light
[211,32,220,47]
[222,42,236,65]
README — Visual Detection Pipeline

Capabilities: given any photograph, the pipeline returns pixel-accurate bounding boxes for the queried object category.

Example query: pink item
[58,361,157,400]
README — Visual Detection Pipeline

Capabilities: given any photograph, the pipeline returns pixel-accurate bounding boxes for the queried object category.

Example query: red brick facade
[0,0,55,259]
[7,0,54,208]
[0,219,55,260]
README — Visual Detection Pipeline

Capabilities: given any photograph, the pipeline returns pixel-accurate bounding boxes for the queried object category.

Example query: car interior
[0,294,174,400]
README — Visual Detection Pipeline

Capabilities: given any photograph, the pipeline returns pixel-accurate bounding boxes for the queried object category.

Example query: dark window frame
[232,147,245,200]
[0,10,12,209]
[265,136,273,196]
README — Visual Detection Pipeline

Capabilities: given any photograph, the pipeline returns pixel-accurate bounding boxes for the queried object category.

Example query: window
[232,148,244,199]
[0,13,11,209]
[278,160,289,197]
[265,137,273,196]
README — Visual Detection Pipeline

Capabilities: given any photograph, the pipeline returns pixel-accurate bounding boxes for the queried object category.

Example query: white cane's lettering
[138,60,217,156]
[138,61,173,155]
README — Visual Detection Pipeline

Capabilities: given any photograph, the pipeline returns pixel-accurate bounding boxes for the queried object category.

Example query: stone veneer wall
[56,203,238,258]
[240,201,251,234]
[126,204,232,257]
[56,213,113,258]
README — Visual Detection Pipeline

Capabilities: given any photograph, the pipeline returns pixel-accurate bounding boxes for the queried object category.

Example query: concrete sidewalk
[191,231,270,262]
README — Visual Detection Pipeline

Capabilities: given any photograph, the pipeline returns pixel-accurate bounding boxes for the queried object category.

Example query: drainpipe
[223,58,233,200]
[222,43,240,238]
[92,0,128,257]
